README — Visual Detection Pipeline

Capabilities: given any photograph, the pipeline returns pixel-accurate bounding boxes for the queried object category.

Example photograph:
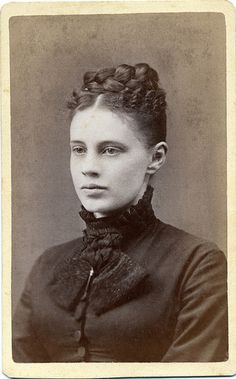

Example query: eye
[72,146,86,156]
[102,147,122,156]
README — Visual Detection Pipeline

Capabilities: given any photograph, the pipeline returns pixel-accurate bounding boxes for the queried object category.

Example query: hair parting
[67,63,167,147]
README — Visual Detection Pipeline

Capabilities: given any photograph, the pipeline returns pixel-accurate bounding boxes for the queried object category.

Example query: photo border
[1,1,236,377]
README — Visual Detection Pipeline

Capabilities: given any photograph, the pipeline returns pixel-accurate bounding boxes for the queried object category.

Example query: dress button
[74,330,81,342]
[77,345,86,358]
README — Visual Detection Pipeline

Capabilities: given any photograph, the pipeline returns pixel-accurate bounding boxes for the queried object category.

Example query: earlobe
[146,142,168,175]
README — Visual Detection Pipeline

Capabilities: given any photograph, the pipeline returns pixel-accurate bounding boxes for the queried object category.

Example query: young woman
[13,63,228,362]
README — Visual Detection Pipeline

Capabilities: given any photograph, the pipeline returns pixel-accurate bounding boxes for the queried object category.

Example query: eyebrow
[70,140,85,145]
[70,140,129,149]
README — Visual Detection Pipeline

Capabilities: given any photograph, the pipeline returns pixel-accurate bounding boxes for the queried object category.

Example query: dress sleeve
[161,248,228,362]
[12,257,50,362]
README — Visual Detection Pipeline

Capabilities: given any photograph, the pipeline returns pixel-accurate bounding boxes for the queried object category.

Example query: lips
[81,184,107,190]
[81,184,107,197]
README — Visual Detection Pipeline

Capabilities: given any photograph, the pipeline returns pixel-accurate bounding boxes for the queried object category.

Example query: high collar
[49,185,156,315]
[79,185,157,240]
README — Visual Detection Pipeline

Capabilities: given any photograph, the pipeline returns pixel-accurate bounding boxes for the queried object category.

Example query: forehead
[70,107,141,144]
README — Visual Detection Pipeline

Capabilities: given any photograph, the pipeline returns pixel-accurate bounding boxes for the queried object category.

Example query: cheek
[70,158,81,184]
[112,156,149,184]
[70,158,75,179]
[125,154,149,173]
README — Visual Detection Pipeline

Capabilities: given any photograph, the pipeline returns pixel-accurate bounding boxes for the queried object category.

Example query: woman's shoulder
[34,236,84,271]
[151,220,227,295]
[154,219,226,262]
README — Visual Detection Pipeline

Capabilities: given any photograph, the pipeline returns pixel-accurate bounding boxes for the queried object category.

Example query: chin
[81,199,111,214]
[80,198,125,216]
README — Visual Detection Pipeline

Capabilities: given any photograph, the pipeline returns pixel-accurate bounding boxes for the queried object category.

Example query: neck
[93,182,149,219]
[79,184,156,241]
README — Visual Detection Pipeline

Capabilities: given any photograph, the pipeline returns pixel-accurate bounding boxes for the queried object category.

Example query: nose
[81,152,100,177]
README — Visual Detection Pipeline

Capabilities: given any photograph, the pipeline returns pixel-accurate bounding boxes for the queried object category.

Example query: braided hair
[67,63,167,147]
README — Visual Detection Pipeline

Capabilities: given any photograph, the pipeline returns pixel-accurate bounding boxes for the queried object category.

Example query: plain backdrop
[10,12,226,311]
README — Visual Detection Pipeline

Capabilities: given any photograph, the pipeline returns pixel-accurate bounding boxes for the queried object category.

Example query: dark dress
[12,186,228,362]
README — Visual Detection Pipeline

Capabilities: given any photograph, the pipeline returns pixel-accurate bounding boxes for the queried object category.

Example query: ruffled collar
[49,185,156,315]
[79,184,156,240]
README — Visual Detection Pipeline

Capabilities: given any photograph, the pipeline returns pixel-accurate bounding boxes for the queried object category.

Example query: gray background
[10,13,226,310]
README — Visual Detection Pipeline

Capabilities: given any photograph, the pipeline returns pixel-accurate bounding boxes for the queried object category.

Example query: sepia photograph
[1,1,236,378]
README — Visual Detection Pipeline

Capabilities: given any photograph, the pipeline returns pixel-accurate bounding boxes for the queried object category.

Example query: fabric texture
[12,187,228,362]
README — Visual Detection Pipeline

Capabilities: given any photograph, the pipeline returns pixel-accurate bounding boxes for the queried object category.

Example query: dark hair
[67,63,167,147]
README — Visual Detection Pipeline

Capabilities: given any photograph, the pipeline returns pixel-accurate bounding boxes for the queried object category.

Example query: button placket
[74,266,94,361]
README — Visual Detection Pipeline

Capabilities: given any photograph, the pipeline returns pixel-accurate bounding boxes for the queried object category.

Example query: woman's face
[70,107,153,217]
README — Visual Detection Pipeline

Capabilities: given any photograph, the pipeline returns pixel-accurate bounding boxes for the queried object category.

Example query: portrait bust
[3,4,233,376]
[12,62,227,363]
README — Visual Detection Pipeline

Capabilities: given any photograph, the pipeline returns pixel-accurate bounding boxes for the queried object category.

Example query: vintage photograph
[1,1,235,377]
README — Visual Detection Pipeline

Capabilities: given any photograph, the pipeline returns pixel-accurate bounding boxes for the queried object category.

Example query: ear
[146,142,168,175]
